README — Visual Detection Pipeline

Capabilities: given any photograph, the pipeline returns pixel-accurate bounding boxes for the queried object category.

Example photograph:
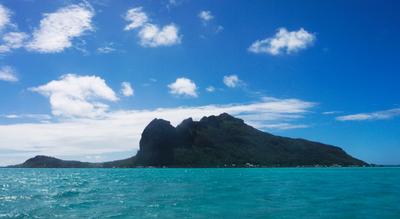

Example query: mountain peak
[198,113,244,128]
[136,118,178,166]
[218,112,235,119]
[147,118,172,128]
[177,117,194,129]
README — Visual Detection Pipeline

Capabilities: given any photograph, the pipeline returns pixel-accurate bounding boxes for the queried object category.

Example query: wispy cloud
[166,0,184,9]
[336,108,400,121]
[197,10,223,36]
[206,86,215,92]
[123,7,148,31]
[255,123,309,130]
[0,66,18,82]
[0,5,29,54]
[0,97,315,165]
[96,43,116,54]
[0,4,10,30]
[26,3,94,53]
[0,32,28,53]
[322,111,342,115]
[249,28,315,55]
[1,114,51,120]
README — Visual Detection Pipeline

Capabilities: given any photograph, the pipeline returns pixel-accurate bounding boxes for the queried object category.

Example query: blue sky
[0,0,399,165]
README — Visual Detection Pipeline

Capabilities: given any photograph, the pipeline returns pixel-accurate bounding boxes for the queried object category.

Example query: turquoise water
[0,168,399,218]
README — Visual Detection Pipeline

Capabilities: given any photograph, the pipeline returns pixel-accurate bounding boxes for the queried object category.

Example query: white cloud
[322,111,342,115]
[0,32,28,53]
[30,74,118,118]
[249,28,315,55]
[123,7,181,47]
[97,46,115,54]
[138,23,181,47]
[198,10,214,22]
[206,86,215,92]
[336,108,400,121]
[0,5,28,54]
[121,82,134,97]
[0,4,10,30]
[223,75,240,88]
[124,7,148,31]
[1,114,51,120]
[0,97,315,165]
[3,114,18,119]
[166,0,183,9]
[256,123,309,130]
[96,42,117,54]
[198,10,223,35]
[168,77,198,97]
[168,0,178,6]
[0,66,18,82]
[26,4,94,53]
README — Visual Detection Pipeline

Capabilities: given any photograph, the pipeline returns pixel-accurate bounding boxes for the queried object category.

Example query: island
[10,113,367,168]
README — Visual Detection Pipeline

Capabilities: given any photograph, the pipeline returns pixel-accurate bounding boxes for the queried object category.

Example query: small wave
[55,190,80,198]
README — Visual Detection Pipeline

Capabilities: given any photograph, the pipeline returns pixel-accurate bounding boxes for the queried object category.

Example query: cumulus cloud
[121,82,134,97]
[0,32,28,53]
[138,23,181,47]
[0,97,315,165]
[249,28,315,55]
[124,7,148,31]
[223,75,241,88]
[123,7,181,47]
[30,74,118,118]
[198,10,214,22]
[26,4,94,53]
[0,4,10,30]
[0,66,18,82]
[168,77,198,97]
[336,108,400,121]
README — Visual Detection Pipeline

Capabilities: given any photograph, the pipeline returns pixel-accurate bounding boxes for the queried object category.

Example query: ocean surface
[0,168,399,218]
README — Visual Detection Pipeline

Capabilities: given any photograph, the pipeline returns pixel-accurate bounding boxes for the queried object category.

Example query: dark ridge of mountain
[10,113,367,168]
[134,118,179,166]
[101,156,136,168]
[134,113,366,167]
[10,155,99,168]
[8,155,137,168]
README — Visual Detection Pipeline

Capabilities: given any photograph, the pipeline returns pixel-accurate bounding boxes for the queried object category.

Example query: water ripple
[0,168,399,218]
